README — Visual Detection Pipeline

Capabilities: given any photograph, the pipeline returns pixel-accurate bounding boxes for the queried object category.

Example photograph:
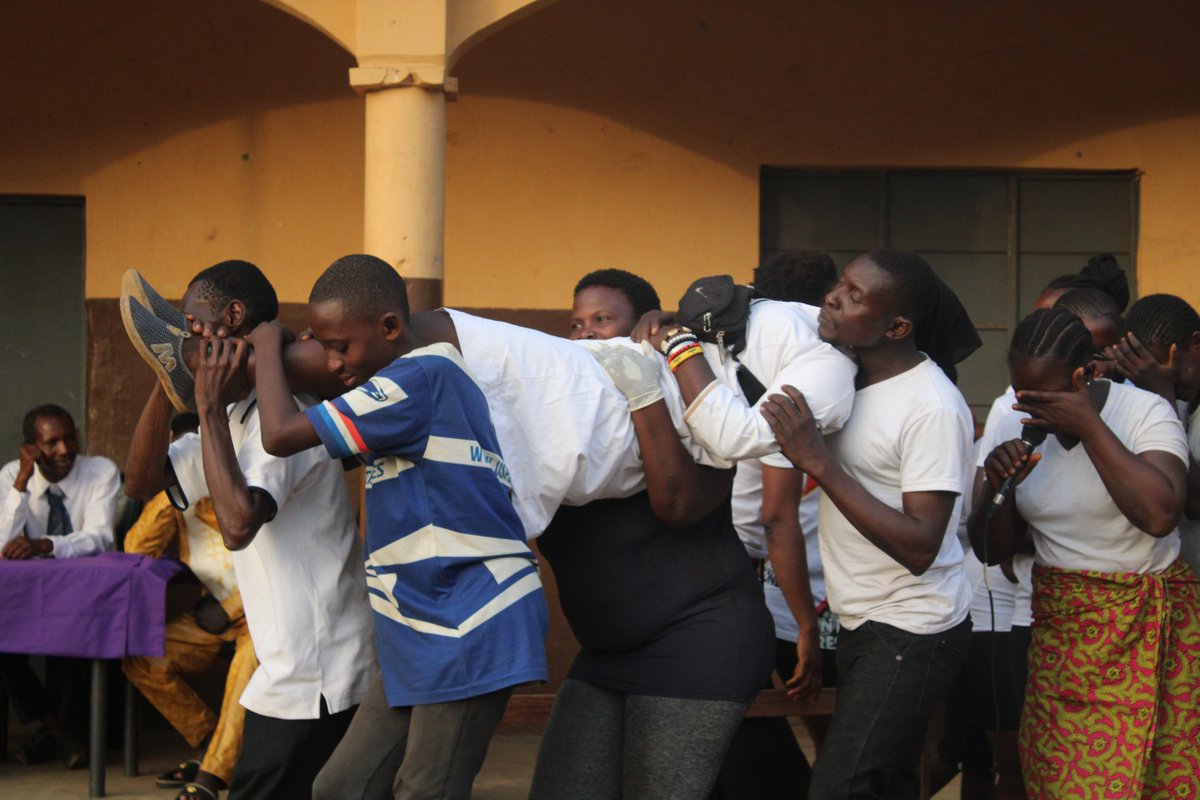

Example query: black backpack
[676,275,767,404]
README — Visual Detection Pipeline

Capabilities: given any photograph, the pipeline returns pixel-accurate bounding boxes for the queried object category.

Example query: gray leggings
[528,679,749,800]
[312,668,513,800]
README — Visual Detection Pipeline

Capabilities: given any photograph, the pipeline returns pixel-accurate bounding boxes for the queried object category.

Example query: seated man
[122,412,256,800]
[123,260,375,800]
[0,403,120,767]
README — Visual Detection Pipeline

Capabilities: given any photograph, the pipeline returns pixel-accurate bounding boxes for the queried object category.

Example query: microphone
[982,425,1047,525]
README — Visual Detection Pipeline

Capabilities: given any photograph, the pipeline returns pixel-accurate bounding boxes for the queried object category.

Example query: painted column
[351,65,456,311]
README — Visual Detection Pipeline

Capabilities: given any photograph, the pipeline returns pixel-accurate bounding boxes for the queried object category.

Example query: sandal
[178,783,218,800]
[156,760,200,789]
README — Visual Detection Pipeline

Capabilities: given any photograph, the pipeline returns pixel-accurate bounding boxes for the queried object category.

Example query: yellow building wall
[4,1,1197,311]
[444,99,1200,311]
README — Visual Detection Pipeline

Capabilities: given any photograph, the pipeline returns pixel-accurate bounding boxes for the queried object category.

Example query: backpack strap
[733,358,768,406]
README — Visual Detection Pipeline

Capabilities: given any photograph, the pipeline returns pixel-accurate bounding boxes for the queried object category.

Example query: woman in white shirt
[969,307,1197,800]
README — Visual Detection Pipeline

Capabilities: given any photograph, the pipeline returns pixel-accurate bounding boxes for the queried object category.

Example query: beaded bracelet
[665,339,699,362]
[668,343,704,373]
[659,327,697,356]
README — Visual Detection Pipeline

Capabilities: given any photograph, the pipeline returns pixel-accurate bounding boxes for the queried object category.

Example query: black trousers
[227,698,356,800]
[0,653,89,728]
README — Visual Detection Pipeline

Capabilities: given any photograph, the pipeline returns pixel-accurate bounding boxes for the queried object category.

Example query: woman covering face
[970,308,1196,798]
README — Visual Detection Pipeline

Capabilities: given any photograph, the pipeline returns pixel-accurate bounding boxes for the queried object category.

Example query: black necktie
[45,490,73,537]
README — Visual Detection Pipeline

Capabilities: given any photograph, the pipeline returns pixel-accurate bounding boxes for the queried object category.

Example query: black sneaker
[122,268,188,331]
[121,293,195,412]
[12,726,58,766]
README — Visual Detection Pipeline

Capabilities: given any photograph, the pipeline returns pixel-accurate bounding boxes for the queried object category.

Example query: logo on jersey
[345,376,407,416]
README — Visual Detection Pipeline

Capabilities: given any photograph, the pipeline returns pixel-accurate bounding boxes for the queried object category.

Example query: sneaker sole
[120,294,194,412]
[122,269,188,330]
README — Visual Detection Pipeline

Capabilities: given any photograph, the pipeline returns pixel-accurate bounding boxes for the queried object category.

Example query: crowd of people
[2,247,1198,800]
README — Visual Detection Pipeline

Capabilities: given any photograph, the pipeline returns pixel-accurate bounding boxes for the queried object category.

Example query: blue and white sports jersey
[305,342,548,706]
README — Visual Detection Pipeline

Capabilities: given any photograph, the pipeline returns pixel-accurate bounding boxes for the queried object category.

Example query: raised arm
[193,336,274,550]
[968,453,1034,565]
[637,316,856,463]
[1015,372,1185,537]
[244,323,322,457]
[124,383,177,499]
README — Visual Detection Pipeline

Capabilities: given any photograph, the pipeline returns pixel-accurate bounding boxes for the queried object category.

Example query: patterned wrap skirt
[1020,559,1200,799]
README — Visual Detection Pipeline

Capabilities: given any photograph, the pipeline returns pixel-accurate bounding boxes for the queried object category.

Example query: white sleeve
[899,408,970,495]
[166,433,208,511]
[238,410,323,517]
[50,458,120,559]
[976,392,1016,469]
[682,349,857,468]
[1130,393,1189,466]
[683,379,781,463]
[0,461,32,546]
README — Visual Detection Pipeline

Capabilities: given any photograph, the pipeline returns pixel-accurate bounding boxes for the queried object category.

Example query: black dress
[537,490,774,704]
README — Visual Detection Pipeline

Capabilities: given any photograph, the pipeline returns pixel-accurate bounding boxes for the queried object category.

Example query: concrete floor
[1,721,962,799]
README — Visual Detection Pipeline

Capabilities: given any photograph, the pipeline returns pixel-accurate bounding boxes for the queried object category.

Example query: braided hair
[1125,293,1200,348]
[1053,288,1121,325]
[1009,308,1093,369]
[1043,254,1129,311]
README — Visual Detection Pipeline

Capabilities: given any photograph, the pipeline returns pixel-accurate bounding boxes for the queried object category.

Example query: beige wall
[2,0,361,304]
[444,98,1200,311]
[3,0,1198,311]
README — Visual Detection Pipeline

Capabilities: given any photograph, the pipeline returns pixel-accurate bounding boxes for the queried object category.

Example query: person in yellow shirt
[122,413,256,800]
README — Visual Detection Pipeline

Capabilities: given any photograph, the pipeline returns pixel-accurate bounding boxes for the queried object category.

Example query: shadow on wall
[2,0,355,182]
[453,0,1200,172]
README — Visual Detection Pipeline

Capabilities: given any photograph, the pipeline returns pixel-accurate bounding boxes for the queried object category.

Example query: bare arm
[124,383,177,500]
[246,324,322,457]
[1015,371,1185,537]
[761,465,821,701]
[967,457,1034,566]
[762,386,957,576]
[630,400,732,526]
[193,337,274,550]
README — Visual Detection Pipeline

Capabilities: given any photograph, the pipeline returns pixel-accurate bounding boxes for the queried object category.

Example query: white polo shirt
[0,454,120,559]
[820,357,973,635]
[167,394,375,719]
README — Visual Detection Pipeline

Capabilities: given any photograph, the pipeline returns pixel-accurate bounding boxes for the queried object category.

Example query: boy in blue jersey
[219,253,549,800]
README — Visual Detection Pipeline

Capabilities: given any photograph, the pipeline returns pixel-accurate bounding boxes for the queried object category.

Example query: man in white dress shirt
[0,404,120,767]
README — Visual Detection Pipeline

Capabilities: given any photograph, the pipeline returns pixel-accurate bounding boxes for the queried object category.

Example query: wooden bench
[499,687,836,731]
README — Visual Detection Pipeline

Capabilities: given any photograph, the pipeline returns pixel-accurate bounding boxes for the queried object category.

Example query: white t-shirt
[0,454,120,559]
[820,357,973,634]
[685,300,858,467]
[1176,403,1200,572]
[971,390,1033,631]
[167,396,375,720]
[990,381,1188,573]
[446,309,732,539]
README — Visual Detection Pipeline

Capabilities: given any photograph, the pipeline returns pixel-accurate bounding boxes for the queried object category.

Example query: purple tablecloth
[0,552,183,659]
